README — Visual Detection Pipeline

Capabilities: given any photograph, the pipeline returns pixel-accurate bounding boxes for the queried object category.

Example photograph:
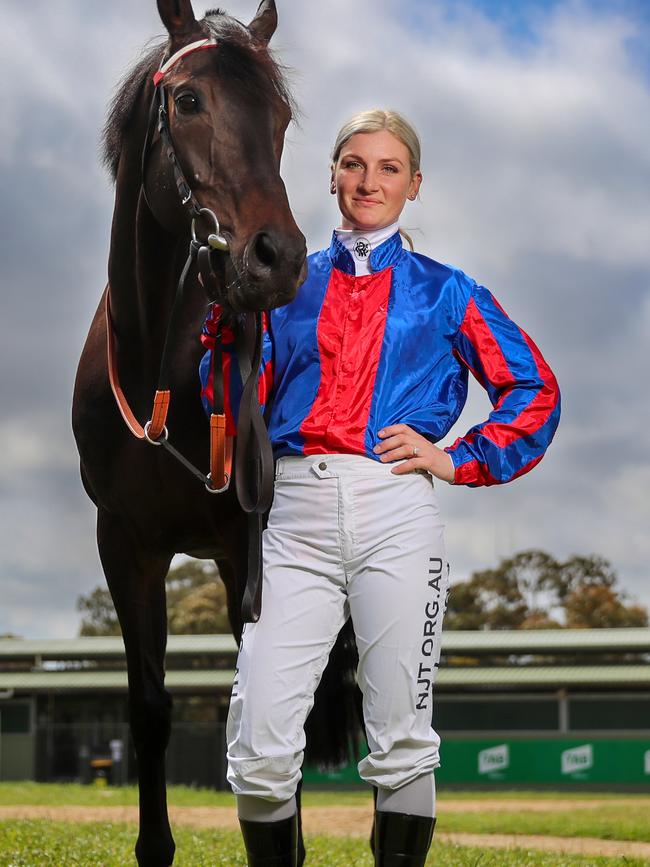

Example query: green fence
[304,738,650,786]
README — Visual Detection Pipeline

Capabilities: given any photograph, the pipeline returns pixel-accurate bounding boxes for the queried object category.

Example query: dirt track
[2,802,650,859]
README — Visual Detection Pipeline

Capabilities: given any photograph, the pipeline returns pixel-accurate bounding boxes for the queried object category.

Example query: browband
[153,37,218,86]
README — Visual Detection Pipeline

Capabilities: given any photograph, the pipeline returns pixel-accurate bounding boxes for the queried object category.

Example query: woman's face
[333,129,422,231]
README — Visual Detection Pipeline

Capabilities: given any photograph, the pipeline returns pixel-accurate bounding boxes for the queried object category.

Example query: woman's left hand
[373,424,456,483]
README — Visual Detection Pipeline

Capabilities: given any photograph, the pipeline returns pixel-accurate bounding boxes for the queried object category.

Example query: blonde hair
[331,109,421,251]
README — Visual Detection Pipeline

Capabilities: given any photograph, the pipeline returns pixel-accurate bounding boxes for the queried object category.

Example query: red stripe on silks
[453,457,498,487]
[257,311,272,407]
[454,450,544,487]
[300,268,393,455]
[460,296,513,390]
[259,359,273,407]
[459,296,560,450]
[469,330,560,450]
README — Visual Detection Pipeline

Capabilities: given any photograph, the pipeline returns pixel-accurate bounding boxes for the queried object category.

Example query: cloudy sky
[1,0,649,638]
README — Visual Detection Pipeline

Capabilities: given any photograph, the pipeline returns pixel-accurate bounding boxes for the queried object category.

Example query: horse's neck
[108,185,209,401]
[109,180,171,322]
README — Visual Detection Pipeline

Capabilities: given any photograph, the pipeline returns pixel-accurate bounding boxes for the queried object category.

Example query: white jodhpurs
[226,453,450,802]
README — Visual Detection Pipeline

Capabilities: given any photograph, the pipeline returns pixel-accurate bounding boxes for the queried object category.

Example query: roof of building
[1,630,648,695]
[1,665,650,694]
[0,634,238,661]
[1,628,649,663]
[442,628,650,655]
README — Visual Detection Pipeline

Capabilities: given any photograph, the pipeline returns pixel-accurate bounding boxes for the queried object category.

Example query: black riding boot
[374,810,436,866]
[239,813,298,867]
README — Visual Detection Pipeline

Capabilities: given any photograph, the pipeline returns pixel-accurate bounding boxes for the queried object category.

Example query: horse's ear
[157,0,200,41]
[248,0,278,45]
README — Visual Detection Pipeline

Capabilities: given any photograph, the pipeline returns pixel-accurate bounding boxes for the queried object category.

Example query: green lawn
[1,784,650,866]
[0,822,648,867]
[2,782,649,809]
[0,783,376,808]
[440,805,650,843]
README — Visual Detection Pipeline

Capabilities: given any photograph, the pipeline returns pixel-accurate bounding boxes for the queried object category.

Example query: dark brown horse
[72,2,358,864]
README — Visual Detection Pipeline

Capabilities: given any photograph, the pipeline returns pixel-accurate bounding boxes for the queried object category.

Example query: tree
[77,586,121,636]
[166,561,230,634]
[564,584,648,629]
[445,549,556,630]
[77,560,230,636]
[444,549,647,630]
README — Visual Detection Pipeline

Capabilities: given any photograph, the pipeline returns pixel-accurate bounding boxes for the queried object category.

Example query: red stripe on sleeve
[459,296,513,390]
[459,298,560,450]
[453,457,497,486]
[471,331,559,449]
[453,450,544,487]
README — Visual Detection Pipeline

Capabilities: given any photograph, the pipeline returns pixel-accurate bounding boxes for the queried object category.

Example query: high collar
[328,227,404,275]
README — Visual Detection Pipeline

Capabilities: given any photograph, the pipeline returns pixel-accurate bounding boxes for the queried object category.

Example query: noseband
[105,35,275,621]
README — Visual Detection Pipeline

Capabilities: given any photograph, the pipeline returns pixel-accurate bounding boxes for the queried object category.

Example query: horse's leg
[97,508,174,867]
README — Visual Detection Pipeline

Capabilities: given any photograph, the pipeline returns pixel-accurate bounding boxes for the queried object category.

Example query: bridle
[142,38,229,250]
[105,36,275,621]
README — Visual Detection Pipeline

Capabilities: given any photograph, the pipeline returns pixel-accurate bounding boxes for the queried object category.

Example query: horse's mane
[101,9,296,181]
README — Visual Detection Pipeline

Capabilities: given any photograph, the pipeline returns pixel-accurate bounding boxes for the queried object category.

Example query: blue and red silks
[200,230,560,487]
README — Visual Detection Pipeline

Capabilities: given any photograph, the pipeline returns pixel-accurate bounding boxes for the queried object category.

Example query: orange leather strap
[104,284,171,442]
[147,390,171,441]
[106,288,170,442]
[210,413,233,490]
[106,289,146,440]
[106,286,233,492]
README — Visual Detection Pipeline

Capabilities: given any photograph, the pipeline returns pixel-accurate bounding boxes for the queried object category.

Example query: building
[1,629,649,788]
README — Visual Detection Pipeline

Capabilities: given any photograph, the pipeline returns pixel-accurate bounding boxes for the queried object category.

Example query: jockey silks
[199,229,561,487]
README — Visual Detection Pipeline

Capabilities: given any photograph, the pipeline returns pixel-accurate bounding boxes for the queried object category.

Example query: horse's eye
[175,92,200,114]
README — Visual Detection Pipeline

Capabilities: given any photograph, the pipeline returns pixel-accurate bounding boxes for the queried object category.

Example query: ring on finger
[412,445,420,457]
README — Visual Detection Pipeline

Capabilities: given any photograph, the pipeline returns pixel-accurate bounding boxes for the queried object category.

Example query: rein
[106,36,275,621]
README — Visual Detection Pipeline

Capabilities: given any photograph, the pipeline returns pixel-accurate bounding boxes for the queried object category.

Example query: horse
[72,2,358,864]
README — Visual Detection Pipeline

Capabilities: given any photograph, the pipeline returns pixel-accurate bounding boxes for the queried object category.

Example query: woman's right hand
[373,424,456,483]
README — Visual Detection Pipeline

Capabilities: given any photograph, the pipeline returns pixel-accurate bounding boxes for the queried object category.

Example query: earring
[330,184,336,194]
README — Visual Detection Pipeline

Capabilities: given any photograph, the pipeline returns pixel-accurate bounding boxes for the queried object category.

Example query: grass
[0,783,369,808]
[2,785,650,865]
[2,782,650,808]
[440,806,650,843]
[1,822,649,867]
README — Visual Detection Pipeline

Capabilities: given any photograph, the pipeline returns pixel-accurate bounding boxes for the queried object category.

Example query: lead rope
[234,312,275,622]
[106,235,231,491]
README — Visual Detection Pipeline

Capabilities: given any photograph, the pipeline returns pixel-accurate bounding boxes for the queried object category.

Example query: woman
[200,109,561,866]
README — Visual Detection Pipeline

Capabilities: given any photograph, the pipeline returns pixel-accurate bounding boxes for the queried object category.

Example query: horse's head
[143,0,306,312]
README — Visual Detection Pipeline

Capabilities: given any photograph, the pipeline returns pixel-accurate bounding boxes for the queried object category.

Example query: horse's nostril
[253,232,278,269]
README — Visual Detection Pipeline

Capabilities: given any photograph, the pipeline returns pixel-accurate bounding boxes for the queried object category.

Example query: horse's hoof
[135,835,176,867]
